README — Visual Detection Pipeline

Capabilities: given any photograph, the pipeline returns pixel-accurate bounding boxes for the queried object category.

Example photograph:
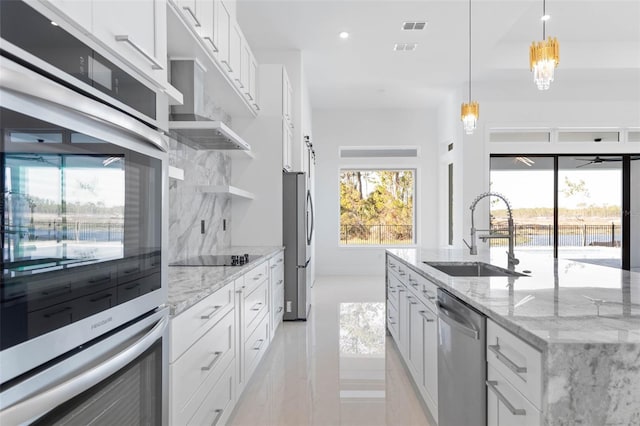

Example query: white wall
[313,108,438,276]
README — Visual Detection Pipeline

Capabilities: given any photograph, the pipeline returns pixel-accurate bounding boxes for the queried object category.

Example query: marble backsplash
[168,138,231,262]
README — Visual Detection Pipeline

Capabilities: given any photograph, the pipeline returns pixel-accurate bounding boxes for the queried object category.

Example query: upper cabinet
[92,0,167,87]
[46,0,92,31]
[168,0,259,118]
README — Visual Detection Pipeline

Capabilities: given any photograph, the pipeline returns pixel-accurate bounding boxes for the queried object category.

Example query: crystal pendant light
[529,0,560,90]
[461,0,478,135]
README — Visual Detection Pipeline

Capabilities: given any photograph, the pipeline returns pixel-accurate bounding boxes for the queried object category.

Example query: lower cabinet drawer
[487,365,541,426]
[171,309,235,423]
[387,299,399,340]
[244,313,270,380]
[188,360,236,426]
[244,279,268,334]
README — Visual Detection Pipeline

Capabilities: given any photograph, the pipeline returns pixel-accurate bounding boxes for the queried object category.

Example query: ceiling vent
[402,21,427,30]
[393,43,418,52]
[340,147,419,158]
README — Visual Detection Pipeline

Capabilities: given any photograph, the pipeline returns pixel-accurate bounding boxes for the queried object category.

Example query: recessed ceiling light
[402,21,427,30]
[339,31,350,39]
[541,14,550,21]
[51,21,59,26]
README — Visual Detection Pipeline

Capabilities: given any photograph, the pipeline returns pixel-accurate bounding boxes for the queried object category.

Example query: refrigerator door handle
[306,190,314,245]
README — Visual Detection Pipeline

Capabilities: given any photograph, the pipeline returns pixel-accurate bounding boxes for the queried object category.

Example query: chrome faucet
[463,191,520,270]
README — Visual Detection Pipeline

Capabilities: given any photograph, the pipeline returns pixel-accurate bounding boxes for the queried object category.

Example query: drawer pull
[204,36,219,53]
[201,351,223,371]
[389,290,397,294]
[88,275,111,285]
[277,307,283,313]
[388,321,397,325]
[486,380,526,416]
[212,409,223,425]
[270,264,278,270]
[201,305,222,320]
[419,310,436,322]
[277,258,283,263]
[114,35,164,70]
[398,289,406,293]
[422,290,436,300]
[182,6,201,27]
[89,293,112,303]
[277,280,284,285]
[235,78,245,88]
[389,264,396,269]
[44,306,72,318]
[252,274,263,281]
[488,344,527,374]
[42,284,72,296]
[253,338,265,351]
[221,60,233,72]
[250,302,263,311]
[407,296,417,305]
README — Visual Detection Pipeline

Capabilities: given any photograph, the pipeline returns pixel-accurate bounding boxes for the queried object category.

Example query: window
[339,169,415,245]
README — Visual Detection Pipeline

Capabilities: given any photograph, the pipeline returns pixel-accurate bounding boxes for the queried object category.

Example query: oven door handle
[0,316,168,425]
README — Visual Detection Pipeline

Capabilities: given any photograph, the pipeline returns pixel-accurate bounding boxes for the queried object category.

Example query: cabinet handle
[41,284,72,296]
[389,290,397,294]
[211,409,224,426]
[220,60,233,72]
[486,380,526,416]
[277,280,284,285]
[245,92,254,101]
[201,305,222,320]
[407,296,417,305]
[44,306,72,318]
[89,294,112,303]
[398,289,406,293]
[115,35,164,70]
[277,307,283,313]
[250,302,263,311]
[253,274,263,281]
[422,290,436,300]
[389,264,397,269]
[419,310,435,322]
[277,258,283,263]
[270,264,278,270]
[182,6,201,27]
[235,78,245,88]
[389,321,397,325]
[253,103,261,111]
[203,36,219,52]
[201,351,223,371]
[253,338,265,351]
[488,344,527,374]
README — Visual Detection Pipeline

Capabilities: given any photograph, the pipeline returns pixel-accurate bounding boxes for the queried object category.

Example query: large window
[339,169,415,246]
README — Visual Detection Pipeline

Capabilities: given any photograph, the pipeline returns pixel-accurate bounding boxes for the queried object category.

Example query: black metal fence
[490,223,621,247]
[341,224,413,245]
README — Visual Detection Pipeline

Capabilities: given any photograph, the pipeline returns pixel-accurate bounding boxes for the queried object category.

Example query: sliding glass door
[490,155,634,270]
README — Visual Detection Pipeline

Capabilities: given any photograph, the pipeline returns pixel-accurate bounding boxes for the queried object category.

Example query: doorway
[490,154,637,270]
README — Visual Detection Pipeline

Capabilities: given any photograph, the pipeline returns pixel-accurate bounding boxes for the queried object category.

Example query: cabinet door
[287,84,293,126]
[281,69,290,120]
[198,0,217,56]
[282,119,292,171]
[249,56,258,107]
[398,285,409,357]
[47,0,92,31]
[408,298,424,383]
[229,22,242,80]
[240,43,250,93]
[422,305,438,412]
[216,0,231,72]
[92,0,167,85]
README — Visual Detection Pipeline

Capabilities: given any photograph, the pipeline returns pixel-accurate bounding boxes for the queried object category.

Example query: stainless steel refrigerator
[283,171,314,320]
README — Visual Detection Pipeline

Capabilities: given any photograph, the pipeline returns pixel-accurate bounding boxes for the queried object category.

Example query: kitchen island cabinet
[386,248,640,426]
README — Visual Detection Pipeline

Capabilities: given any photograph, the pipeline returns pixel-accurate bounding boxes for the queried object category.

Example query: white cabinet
[216,0,232,72]
[487,365,541,426]
[269,252,285,339]
[92,0,167,85]
[282,119,293,171]
[386,256,439,421]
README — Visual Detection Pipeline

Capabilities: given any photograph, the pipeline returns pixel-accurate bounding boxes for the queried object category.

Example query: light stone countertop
[388,248,640,425]
[168,246,284,316]
[387,248,640,350]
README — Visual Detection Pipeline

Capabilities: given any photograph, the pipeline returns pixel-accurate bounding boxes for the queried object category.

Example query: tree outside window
[339,169,415,245]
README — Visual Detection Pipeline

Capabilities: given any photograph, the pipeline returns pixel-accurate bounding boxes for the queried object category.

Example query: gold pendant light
[529,0,560,90]
[461,0,478,135]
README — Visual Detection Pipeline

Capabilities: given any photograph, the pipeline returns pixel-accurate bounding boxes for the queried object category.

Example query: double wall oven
[1,1,168,424]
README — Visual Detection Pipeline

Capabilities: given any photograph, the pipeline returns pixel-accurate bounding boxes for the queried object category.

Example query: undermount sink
[423,261,528,277]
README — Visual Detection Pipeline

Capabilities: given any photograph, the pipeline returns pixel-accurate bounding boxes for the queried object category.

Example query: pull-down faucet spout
[463,192,519,270]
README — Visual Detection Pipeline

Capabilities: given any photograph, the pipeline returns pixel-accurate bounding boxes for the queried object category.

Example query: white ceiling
[237,0,640,109]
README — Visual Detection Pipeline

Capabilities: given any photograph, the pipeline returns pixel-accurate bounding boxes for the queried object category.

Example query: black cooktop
[170,254,252,267]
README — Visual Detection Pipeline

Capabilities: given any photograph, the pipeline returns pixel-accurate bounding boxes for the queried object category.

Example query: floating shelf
[168,120,252,154]
[196,185,255,200]
[168,166,185,180]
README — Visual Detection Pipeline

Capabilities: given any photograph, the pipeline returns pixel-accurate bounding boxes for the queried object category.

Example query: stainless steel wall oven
[1,1,168,424]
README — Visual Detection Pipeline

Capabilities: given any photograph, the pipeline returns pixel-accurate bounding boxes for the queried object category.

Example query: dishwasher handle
[437,302,480,340]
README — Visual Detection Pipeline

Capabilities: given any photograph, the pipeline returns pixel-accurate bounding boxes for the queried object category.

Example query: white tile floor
[228,276,435,426]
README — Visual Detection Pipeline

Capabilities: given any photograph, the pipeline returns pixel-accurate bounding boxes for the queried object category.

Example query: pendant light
[529,0,560,90]
[461,0,478,135]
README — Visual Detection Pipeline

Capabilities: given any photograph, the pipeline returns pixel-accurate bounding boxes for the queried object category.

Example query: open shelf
[195,185,255,200]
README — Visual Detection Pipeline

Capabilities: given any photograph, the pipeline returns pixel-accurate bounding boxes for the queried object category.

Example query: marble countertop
[168,246,284,316]
[387,248,640,350]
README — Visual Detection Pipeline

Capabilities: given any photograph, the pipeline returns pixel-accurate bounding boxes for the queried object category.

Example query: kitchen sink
[423,261,528,277]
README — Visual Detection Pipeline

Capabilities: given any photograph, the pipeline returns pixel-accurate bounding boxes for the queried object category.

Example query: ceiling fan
[575,155,640,168]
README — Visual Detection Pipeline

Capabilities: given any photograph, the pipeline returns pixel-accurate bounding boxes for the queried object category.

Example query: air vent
[393,43,418,51]
[402,21,427,30]
[340,147,418,158]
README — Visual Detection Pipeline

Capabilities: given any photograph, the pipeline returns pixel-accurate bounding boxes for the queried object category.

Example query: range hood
[168,59,250,151]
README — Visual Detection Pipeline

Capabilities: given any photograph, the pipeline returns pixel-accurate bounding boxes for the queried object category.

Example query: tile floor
[228,276,435,426]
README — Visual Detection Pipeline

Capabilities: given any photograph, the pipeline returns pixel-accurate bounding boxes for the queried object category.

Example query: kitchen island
[387,248,639,426]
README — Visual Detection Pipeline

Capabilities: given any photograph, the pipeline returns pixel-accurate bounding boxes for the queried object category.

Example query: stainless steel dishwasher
[437,288,486,426]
